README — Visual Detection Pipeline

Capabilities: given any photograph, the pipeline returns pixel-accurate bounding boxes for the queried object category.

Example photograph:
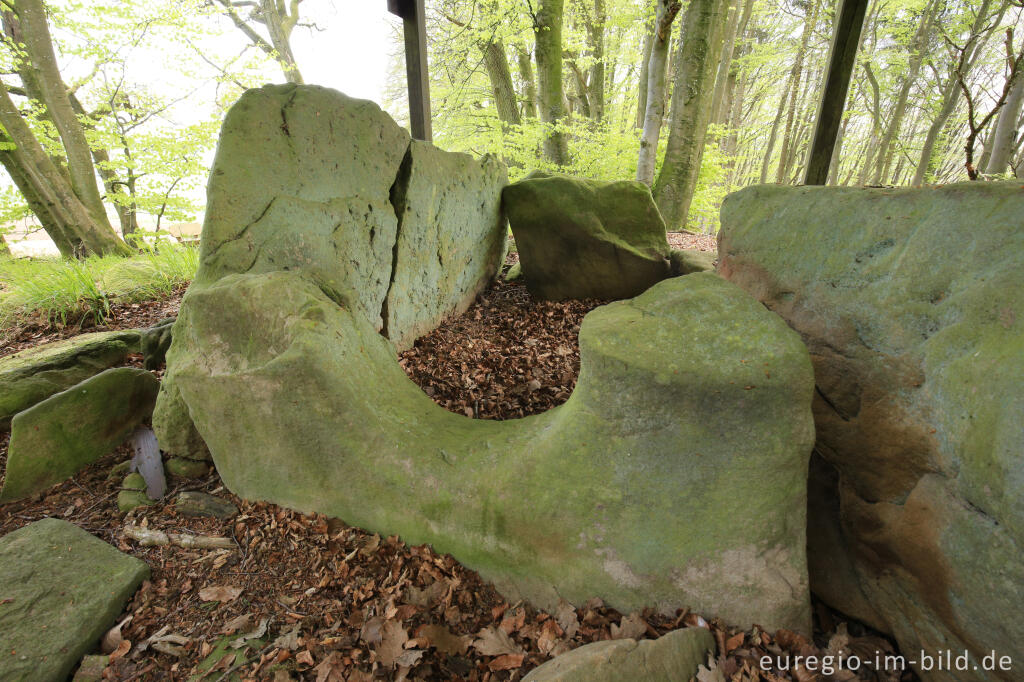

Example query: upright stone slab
[0,330,140,429]
[385,140,507,349]
[502,171,671,300]
[168,271,815,631]
[718,181,1024,679]
[0,518,149,682]
[1,368,159,502]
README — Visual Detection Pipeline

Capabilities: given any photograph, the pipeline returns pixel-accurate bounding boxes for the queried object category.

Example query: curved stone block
[169,270,815,632]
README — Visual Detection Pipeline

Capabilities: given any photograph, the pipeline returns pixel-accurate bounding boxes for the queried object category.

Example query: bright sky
[292,2,399,104]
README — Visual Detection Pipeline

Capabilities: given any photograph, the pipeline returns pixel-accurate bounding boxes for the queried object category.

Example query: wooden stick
[124,524,235,549]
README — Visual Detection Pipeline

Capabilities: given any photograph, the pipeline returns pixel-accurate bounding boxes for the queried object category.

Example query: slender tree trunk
[515,45,539,118]
[708,0,742,127]
[760,76,791,183]
[652,0,730,228]
[828,115,849,184]
[259,0,303,83]
[534,0,569,165]
[481,40,522,124]
[18,0,114,236]
[586,0,607,120]
[775,0,819,183]
[984,75,1024,173]
[636,24,655,128]
[872,0,939,184]
[637,0,681,185]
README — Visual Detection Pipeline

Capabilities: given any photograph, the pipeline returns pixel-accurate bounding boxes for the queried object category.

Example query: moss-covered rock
[0,367,159,502]
[522,626,715,682]
[669,248,715,275]
[165,456,211,479]
[0,330,140,429]
[117,473,153,512]
[0,518,149,682]
[152,373,210,461]
[384,140,508,349]
[501,171,670,300]
[718,181,1024,678]
[168,270,815,631]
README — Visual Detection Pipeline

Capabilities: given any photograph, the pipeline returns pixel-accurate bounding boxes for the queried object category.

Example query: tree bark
[635,22,655,128]
[984,74,1024,173]
[586,0,606,120]
[481,40,522,125]
[652,0,730,228]
[215,0,304,84]
[515,45,539,118]
[534,0,569,165]
[636,0,681,185]
[17,0,114,235]
[0,81,127,256]
[776,0,819,183]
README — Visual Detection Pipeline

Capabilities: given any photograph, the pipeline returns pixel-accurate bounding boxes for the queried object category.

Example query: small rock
[71,654,108,682]
[165,456,211,479]
[504,262,522,282]
[122,472,146,491]
[118,473,154,512]
[175,491,238,519]
[669,249,716,275]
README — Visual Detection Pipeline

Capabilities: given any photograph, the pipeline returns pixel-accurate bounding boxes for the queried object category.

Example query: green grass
[0,243,198,329]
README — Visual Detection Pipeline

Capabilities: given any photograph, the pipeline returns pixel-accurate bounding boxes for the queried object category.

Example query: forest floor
[0,234,914,681]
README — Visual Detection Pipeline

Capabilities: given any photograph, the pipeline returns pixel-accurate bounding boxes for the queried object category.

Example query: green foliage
[0,242,198,329]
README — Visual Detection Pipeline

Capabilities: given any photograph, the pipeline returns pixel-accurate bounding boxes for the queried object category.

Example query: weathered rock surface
[0,518,149,682]
[175,491,238,519]
[522,626,715,682]
[154,84,507,454]
[385,140,508,349]
[718,181,1024,679]
[168,271,815,631]
[502,171,671,300]
[152,374,210,462]
[0,368,159,502]
[141,318,175,370]
[0,330,140,429]
[669,248,715,275]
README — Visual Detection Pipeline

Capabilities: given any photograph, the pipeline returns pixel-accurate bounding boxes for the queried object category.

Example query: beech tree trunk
[636,0,681,185]
[652,0,730,228]
[775,0,819,184]
[482,40,522,125]
[515,45,539,118]
[635,24,655,128]
[984,75,1024,174]
[534,0,569,165]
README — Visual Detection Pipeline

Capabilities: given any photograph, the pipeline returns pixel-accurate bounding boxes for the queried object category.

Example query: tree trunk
[534,0,569,165]
[635,23,655,128]
[652,0,730,228]
[515,45,539,118]
[636,0,681,185]
[871,0,939,184]
[775,0,819,184]
[984,75,1024,174]
[481,40,522,125]
[760,76,791,183]
[0,82,126,256]
[259,0,303,84]
[586,0,607,120]
[17,0,115,236]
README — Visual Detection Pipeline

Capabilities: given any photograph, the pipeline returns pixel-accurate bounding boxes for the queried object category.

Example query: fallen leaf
[610,612,647,640]
[471,626,524,657]
[199,585,243,602]
[696,654,727,682]
[273,624,302,650]
[360,616,384,645]
[554,599,579,638]
[295,649,315,666]
[230,617,268,648]
[313,651,346,682]
[221,613,252,635]
[376,620,412,669]
[488,653,525,671]
[724,631,745,653]
[414,624,470,656]
[108,639,131,662]
[100,615,131,654]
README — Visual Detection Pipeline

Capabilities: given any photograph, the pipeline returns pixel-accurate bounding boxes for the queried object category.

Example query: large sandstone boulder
[718,182,1024,680]
[0,330,140,429]
[0,518,149,682]
[502,172,671,300]
[167,270,816,631]
[153,84,507,459]
[522,626,714,682]
[0,367,159,502]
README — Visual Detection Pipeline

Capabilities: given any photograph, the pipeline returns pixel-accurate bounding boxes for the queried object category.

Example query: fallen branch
[124,525,235,549]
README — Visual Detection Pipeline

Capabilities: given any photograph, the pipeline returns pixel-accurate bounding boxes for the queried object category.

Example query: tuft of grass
[0,242,198,330]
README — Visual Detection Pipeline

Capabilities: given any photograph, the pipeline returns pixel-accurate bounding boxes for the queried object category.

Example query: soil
[0,240,916,681]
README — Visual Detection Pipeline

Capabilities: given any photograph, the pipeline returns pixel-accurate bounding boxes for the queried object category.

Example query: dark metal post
[387,0,432,141]
[804,0,868,185]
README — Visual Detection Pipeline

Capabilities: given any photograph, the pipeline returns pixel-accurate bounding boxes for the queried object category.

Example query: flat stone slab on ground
[0,518,149,682]
[523,627,715,682]
[0,367,159,502]
[0,330,140,429]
